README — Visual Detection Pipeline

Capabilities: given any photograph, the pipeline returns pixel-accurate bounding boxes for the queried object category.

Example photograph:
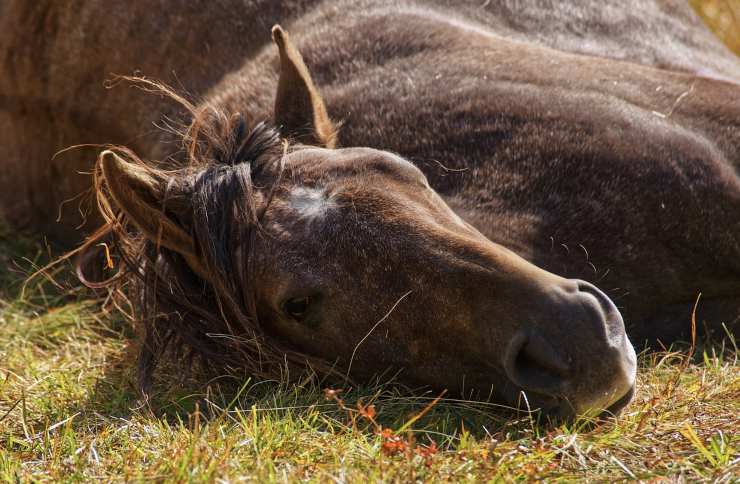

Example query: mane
[78,79,331,395]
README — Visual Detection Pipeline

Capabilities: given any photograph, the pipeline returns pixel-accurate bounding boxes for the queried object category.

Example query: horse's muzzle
[502,279,637,419]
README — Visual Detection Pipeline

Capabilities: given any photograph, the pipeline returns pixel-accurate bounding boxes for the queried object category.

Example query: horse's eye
[283,297,310,320]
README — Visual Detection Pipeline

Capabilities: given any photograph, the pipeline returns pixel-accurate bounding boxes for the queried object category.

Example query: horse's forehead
[288,186,337,220]
[276,147,436,230]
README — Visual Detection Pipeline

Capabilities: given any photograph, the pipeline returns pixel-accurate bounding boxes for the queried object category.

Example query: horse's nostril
[574,279,626,343]
[576,280,614,309]
[504,331,570,395]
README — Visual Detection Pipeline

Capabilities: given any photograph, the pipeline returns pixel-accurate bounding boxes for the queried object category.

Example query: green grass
[1,231,738,482]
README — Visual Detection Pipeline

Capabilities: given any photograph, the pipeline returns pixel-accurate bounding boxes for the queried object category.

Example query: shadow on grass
[80,343,550,446]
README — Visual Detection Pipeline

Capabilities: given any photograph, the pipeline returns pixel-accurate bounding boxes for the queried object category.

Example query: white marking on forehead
[289,187,336,220]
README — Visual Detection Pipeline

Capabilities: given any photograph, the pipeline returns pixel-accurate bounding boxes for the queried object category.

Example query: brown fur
[2,0,739,417]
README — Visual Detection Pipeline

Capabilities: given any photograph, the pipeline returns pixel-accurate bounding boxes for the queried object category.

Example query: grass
[1,230,739,482]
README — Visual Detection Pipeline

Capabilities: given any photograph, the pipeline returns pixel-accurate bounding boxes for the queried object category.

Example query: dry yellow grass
[691,0,740,55]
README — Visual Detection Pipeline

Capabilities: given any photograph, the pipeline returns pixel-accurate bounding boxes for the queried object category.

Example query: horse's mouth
[506,384,636,423]
[505,387,564,420]
[599,385,636,418]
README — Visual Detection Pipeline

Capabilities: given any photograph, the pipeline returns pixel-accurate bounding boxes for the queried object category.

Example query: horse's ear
[272,25,337,148]
[100,150,208,278]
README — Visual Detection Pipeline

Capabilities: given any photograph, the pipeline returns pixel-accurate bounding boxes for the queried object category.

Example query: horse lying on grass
[1,0,738,420]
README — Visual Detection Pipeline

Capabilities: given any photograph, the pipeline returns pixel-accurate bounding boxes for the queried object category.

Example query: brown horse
[2,1,739,419]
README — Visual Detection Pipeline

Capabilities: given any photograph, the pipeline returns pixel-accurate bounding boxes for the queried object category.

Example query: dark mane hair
[78,80,331,394]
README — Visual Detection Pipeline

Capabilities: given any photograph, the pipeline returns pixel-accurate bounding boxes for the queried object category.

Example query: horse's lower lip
[508,385,635,422]
[509,388,563,415]
[599,385,636,418]
[517,397,578,423]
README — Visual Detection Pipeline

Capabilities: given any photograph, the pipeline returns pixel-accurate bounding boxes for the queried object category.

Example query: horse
[1,0,738,419]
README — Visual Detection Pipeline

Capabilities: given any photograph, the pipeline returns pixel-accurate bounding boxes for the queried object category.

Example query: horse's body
[2,0,739,416]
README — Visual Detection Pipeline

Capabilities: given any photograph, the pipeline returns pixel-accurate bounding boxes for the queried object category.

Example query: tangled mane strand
[78,78,334,395]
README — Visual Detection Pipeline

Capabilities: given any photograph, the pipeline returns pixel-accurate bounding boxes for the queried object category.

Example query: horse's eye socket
[283,297,310,319]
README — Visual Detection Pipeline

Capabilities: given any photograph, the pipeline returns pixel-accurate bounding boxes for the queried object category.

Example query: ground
[2,2,740,482]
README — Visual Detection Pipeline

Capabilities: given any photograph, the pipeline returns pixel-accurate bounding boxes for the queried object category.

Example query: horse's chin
[501,387,565,420]
[501,383,636,423]
[599,385,636,418]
